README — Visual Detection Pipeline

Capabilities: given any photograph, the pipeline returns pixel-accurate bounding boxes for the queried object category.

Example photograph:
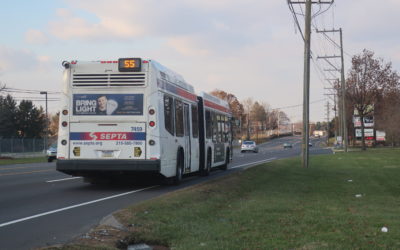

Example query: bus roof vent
[72,73,146,87]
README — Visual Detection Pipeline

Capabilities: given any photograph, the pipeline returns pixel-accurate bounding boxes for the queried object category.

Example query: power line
[2,87,61,95]
[287,1,305,41]
[272,98,326,110]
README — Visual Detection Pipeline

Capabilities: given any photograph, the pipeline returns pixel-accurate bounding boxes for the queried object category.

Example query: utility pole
[290,0,334,168]
[40,91,48,149]
[339,28,348,152]
[337,83,343,141]
[302,0,311,168]
[317,28,347,151]
[324,91,337,140]
[325,101,330,145]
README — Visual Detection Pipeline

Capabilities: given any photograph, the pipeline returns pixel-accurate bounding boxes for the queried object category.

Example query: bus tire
[220,148,229,171]
[173,150,184,185]
[84,177,108,185]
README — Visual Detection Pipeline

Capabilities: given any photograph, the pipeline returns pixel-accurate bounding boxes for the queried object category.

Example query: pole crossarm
[316,29,340,33]
[289,1,334,4]
[317,55,341,59]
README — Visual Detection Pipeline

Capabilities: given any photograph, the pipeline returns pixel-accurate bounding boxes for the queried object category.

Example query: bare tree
[49,112,60,138]
[242,98,254,140]
[376,90,400,146]
[209,89,244,119]
[0,82,6,92]
[346,50,398,150]
[250,101,267,131]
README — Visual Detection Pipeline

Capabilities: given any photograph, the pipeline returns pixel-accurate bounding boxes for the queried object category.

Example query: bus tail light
[62,110,68,115]
[149,108,155,115]
[62,121,68,127]
[149,140,156,146]
[61,140,67,145]
[149,121,155,127]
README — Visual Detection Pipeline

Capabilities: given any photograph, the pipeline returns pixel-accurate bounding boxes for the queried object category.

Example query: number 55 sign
[118,58,142,72]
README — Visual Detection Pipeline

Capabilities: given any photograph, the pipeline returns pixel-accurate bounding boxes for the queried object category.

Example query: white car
[241,140,259,153]
[46,144,57,162]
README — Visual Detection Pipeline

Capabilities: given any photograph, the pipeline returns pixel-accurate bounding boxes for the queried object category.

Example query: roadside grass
[67,148,400,249]
[0,157,47,165]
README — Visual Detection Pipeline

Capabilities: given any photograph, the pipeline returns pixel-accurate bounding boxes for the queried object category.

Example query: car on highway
[309,142,313,147]
[283,143,293,149]
[241,140,259,153]
[46,144,57,162]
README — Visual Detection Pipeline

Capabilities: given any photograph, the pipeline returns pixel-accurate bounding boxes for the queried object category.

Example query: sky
[1,0,400,122]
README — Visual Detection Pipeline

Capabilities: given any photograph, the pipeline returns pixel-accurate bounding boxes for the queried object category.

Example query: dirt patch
[0,156,14,160]
[383,165,400,169]
[42,217,170,249]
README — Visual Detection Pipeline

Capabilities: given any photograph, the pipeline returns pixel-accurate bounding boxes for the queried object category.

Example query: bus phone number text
[72,141,143,146]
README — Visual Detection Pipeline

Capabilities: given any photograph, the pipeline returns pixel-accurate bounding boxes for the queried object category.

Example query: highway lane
[0,136,331,249]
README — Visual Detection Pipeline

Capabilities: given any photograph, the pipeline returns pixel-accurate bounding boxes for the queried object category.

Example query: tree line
[209,89,289,140]
[0,94,47,138]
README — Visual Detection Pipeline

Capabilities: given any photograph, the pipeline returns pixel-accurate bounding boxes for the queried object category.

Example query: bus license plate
[102,150,114,157]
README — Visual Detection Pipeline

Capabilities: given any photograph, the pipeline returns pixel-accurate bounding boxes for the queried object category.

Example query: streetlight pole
[40,91,48,149]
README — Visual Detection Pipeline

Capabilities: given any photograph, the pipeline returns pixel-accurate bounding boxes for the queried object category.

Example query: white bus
[56,58,232,184]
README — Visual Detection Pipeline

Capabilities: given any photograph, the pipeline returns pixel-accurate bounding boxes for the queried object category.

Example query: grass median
[70,148,400,249]
[0,157,47,165]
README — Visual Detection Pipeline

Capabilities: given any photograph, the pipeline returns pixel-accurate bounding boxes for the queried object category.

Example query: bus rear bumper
[56,159,161,176]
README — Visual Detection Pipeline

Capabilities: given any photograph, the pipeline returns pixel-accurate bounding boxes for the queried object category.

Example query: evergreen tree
[0,95,18,137]
[16,100,46,138]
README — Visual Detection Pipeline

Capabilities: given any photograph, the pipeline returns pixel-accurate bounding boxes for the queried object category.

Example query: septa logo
[70,132,145,141]
[98,132,128,140]
[89,132,98,140]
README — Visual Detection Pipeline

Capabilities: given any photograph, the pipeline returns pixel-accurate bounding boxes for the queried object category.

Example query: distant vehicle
[46,144,57,162]
[241,140,258,153]
[308,142,313,147]
[283,143,293,149]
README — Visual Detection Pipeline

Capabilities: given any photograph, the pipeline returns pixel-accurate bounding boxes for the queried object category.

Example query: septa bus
[56,58,232,184]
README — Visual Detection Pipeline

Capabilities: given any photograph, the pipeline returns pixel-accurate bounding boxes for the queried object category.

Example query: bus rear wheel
[220,149,229,171]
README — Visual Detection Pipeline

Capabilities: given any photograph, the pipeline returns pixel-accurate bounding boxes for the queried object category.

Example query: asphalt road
[0,135,331,250]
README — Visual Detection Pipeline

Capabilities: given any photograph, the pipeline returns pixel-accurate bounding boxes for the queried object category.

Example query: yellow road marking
[0,169,54,177]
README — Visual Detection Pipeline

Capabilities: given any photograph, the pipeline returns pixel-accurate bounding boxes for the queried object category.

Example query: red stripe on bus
[204,100,230,114]
[177,88,197,102]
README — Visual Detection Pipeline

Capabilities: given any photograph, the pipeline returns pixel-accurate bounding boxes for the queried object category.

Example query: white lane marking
[0,185,158,228]
[230,157,277,170]
[46,177,82,183]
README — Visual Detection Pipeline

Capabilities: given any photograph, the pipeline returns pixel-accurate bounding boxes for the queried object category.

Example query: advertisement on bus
[73,94,144,116]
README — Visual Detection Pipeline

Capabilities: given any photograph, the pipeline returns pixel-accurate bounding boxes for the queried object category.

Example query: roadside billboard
[353,116,374,128]
[355,128,374,139]
[376,130,386,142]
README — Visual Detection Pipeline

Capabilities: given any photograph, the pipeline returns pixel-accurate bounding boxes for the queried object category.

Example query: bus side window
[218,115,224,143]
[225,116,230,142]
[175,99,184,137]
[164,95,174,135]
[212,112,218,142]
[191,105,199,138]
[205,110,212,139]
